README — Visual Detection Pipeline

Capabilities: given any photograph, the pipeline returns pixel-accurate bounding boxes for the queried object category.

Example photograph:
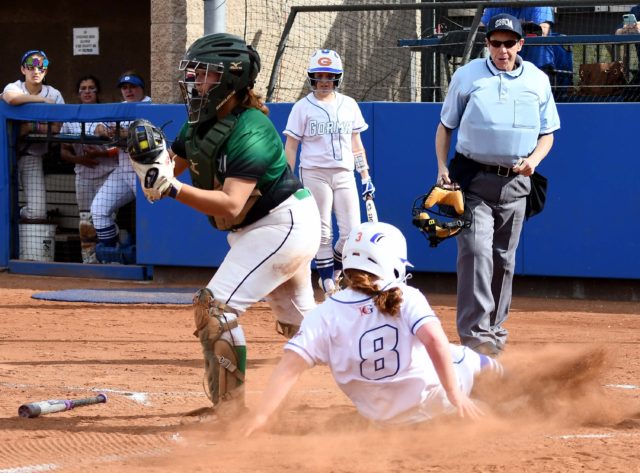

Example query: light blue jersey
[440,56,560,167]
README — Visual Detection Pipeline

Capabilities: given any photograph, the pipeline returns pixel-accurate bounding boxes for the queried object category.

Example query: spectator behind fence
[2,50,65,221]
[615,5,640,84]
[481,4,554,36]
[60,76,118,263]
[92,71,151,264]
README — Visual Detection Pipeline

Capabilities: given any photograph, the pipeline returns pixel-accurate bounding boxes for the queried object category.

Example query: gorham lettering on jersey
[309,119,353,136]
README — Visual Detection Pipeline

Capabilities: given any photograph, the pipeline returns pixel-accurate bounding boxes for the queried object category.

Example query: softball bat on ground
[18,393,107,418]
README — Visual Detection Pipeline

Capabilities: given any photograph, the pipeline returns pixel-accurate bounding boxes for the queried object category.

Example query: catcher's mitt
[126,119,181,202]
[127,119,165,164]
[412,183,472,248]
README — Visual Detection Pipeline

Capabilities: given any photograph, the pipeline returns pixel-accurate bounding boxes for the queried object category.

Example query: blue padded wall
[2,101,639,278]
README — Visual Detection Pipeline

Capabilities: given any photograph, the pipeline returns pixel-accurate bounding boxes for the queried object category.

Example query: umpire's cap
[486,13,523,39]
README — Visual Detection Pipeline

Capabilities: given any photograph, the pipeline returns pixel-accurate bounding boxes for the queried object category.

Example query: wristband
[353,148,369,173]
[168,179,183,199]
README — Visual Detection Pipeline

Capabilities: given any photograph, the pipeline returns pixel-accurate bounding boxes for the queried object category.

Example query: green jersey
[176,108,302,230]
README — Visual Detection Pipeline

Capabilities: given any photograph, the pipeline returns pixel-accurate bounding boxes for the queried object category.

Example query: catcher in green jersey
[127,33,320,413]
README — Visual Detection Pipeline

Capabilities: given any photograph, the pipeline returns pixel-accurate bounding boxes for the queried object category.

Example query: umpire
[434,13,560,356]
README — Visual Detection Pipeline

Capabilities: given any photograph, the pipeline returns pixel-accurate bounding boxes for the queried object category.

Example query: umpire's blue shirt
[440,56,561,167]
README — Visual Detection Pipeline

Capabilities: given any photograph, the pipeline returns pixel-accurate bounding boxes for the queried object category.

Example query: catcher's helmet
[307,49,343,90]
[127,119,166,164]
[412,184,472,248]
[342,221,413,290]
[178,33,261,124]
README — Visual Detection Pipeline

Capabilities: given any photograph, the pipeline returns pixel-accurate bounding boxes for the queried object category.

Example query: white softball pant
[299,167,360,262]
[76,173,112,212]
[18,154,47,220]
[385,345,483,424]
[207,188,321,326]
[91,167,136,233]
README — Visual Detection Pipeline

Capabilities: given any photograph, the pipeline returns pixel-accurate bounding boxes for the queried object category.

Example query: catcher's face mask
[178,33,261,125]
[178,60,225,124]
[412,184,472,248]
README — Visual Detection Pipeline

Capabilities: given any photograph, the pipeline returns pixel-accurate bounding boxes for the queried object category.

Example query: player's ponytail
[240,88,269,115]
[343,269,403,316]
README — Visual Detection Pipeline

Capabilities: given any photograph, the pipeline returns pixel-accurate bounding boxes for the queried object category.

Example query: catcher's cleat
[275,320,300,339]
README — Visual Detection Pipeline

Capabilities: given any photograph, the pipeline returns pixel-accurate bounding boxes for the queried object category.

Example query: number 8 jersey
[285,284,448,423]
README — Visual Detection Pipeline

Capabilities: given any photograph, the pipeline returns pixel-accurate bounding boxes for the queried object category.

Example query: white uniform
[91,96,151,245]
[4,80,64,220]
[286,284,483,424]
[284,92,368,277]
[60,121,116,211]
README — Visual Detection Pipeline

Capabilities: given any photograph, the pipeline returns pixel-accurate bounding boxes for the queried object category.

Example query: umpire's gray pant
[456,171,530,350]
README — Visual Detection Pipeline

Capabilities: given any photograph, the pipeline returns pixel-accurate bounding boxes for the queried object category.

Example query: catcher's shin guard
[193,288,246,408]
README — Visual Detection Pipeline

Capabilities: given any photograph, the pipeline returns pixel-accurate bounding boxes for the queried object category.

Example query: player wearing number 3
[243,222,503,436]
[284,49,374,296]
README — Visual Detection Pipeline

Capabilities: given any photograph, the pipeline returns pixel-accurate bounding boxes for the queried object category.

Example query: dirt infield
[1,271,639,473]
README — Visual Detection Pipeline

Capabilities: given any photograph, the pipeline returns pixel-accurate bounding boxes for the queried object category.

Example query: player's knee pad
[193,287,240,338]
[193,288,246,407]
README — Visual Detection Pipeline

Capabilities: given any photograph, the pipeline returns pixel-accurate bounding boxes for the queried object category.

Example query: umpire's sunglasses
[488,39,519,49]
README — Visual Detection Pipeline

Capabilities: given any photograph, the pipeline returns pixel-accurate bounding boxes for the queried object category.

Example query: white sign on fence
[73,27,99,56]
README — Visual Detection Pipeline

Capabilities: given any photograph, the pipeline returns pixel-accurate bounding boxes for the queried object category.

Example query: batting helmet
[126,119,166,164]
[178,33,261,124]
[307,49,343,90]
[411,184,472,248]
[342,221,413,290]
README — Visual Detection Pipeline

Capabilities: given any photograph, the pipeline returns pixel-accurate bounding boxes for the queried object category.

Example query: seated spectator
[615,6,640,72]
[91,71,151,264]
[60,75,118,263]
[2,50,65,221]
[481,5,554,36]
[615,6,640,98]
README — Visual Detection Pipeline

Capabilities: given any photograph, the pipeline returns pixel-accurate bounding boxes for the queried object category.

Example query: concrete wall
[0,0,151,104]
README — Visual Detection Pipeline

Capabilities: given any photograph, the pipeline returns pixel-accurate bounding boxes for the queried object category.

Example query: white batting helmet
[343,222,413,290]
[307,49,343,89]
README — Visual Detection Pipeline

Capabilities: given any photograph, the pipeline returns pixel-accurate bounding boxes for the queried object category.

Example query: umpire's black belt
[482,164,516,177]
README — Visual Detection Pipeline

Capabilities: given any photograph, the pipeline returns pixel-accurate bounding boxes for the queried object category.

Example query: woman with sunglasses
[434,14,560,357]
[60,76,118,263]
[2,50,65,222]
